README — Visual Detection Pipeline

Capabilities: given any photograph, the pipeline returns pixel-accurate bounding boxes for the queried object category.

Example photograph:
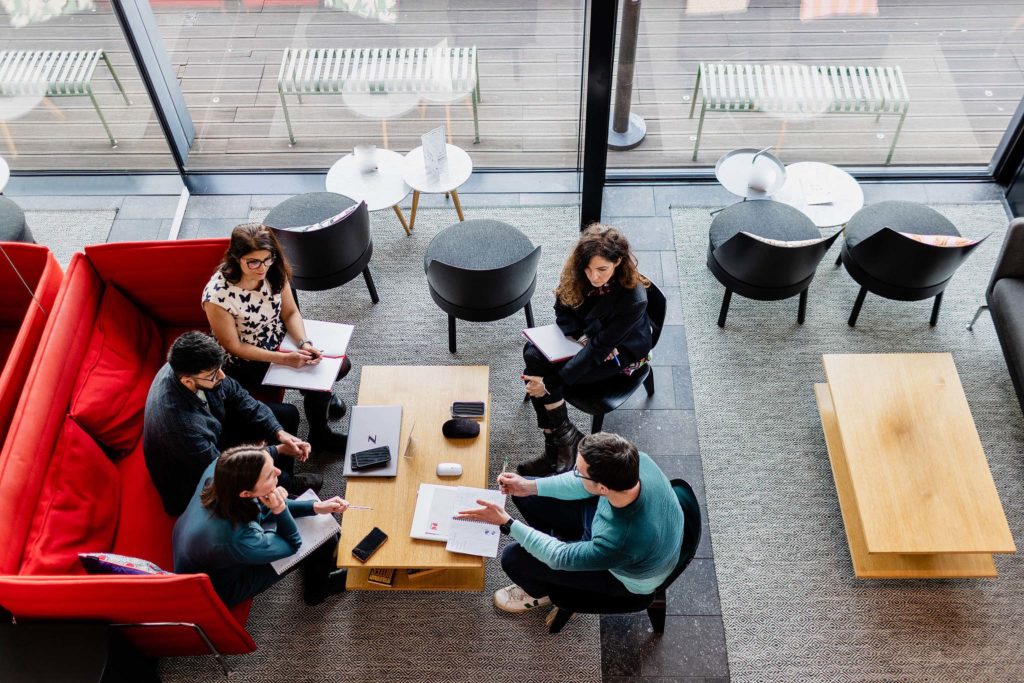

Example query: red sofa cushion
[70,285,164,457]
[20,418,120,575]
[112,443,176,570]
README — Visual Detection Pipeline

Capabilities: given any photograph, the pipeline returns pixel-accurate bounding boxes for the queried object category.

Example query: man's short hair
[578,432,640,491]
[168,331,226,379]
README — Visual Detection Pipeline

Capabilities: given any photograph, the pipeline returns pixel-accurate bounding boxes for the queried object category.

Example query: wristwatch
[298,338,314,348]
[499,519,514,535]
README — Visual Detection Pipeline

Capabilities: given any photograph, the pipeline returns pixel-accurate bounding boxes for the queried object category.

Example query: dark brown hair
[578,432,640,492]
[201,445,271,526]
[555,224,649,308]
[219,223,292,294]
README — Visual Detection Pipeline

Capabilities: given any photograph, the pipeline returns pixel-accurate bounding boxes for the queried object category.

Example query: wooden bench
[0,50,130,147]
[277,47,480,146]
[689,62,909,164]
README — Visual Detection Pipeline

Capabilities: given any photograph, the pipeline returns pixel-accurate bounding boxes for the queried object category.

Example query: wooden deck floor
[1,0,1022,172]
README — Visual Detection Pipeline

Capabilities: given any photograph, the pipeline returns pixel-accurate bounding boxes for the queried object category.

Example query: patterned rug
[25,209,116,267]
[671,201,1024,682]
[160,205,602,682]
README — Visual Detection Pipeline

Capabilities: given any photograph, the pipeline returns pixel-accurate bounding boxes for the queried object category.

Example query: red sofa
[0,242,62,441]
[0,239,261,669]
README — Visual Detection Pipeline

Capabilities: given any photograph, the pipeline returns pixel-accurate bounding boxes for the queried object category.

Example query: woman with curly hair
[203,223,349,455]
[518,225,652,476]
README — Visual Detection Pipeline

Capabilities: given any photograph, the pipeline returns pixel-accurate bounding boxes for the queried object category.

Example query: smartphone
[352,527,388,563]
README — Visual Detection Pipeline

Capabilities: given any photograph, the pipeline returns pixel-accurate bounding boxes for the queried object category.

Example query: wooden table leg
[393,204,411,236]
[409,191,420,231]
[451,189,465,222]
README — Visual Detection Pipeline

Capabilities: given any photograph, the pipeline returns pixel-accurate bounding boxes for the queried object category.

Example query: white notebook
[522,324,583,362]
[410,484,506,557]
[263,319,354,391]
[270,490,340,575]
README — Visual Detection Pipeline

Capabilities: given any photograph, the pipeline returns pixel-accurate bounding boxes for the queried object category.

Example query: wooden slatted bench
[0,50,130,147]
[689,62,909,164]
[277,46,480,146]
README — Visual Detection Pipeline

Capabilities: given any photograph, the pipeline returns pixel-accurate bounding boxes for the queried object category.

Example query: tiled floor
[7,179,1008,683]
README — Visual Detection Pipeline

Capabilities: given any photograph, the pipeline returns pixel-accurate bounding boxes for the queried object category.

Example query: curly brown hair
[218,223,292,294]
[554,224,649,308]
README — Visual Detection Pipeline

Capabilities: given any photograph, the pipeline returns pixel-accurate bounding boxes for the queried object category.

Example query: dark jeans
[501,492,632,600]
[522,342,623,427]
[215,532,341,607]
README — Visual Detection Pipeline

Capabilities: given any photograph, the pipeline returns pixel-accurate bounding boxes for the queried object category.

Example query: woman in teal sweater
[173,445,349,607]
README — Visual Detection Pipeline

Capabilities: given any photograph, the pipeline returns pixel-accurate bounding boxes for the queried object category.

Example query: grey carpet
[161,205,601,683]
[25,210,116,267]
[671,202,1024,682]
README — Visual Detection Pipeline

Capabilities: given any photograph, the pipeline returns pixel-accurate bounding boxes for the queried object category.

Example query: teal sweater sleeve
[509,520,630,571]
[535,471,594,500]
[286,499,316,518]
[232,508,302,564]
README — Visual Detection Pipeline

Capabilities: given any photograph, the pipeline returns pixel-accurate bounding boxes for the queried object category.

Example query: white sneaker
[493,584,551,614]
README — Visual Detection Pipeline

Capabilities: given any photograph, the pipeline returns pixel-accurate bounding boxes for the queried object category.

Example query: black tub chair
[265,191,379,303]
[838,200,986,327]
[563,281,666,434]
[424,219,541,353]
[707,200,839,327]
[545,477,701,634]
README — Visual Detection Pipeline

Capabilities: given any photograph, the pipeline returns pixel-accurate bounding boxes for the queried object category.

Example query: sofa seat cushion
[112,443,176,571]
[70,284,164,457]
[20,418,120,575]
[991,278,1024,360]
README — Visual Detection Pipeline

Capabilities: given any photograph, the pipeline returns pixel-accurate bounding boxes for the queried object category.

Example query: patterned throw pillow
[897,231,979,248]
[741,231,829,248]
[79,552,170,576]
[285,202,362,233]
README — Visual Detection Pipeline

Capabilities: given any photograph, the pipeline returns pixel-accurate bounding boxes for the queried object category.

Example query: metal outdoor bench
[277,46,480,146]
[689,62,910,164]
[0,49,130,147]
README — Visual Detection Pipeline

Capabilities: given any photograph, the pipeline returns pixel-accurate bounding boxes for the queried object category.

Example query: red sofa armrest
[0,574,256,656]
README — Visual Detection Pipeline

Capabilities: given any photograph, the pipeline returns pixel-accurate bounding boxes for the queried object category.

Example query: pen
[613,352,621,367]
[346,505,373,510]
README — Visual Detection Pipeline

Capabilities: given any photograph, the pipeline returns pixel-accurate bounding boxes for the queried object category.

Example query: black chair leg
[546,607,574,634]
[797,288,808,325]
[448,315,457,353]
[835,252,842,267]
[848,286,867,327]
[717,289,732,328]
[591,413,604,434]
[362,268,380,304]
[525,301,535,328]
[647,591,667,634]
[930,292,944,327]
[643,368,655,396]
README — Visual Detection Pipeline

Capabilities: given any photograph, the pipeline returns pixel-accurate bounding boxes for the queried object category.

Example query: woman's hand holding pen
[605,347,620,366]
[313,496,348,515]
[521,374,547,398]
[280,349,318,368]
[299,341,323,363]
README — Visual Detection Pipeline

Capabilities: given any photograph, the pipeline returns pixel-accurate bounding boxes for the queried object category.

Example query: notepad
[410,484,506,557]
[270,490,341,575]
[522,324,584,362]
[263,319,355,391]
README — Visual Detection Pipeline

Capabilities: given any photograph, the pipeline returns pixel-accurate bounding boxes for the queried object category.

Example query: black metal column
[580,0,619,229]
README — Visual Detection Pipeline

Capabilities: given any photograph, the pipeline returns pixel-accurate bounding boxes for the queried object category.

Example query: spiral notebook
[410,484,506,557]
[270,490,341,575]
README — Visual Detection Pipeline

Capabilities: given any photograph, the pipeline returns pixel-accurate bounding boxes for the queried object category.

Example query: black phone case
[451,401,485,418]
[352,527,388,562]
[350,445,392,470]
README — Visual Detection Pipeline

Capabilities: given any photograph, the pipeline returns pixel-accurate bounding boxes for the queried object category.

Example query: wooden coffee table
[337,365,490,591]
[815,353,1015,578]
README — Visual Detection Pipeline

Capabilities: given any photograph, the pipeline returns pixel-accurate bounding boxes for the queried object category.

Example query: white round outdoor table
[325,148,412,235]
[402,143,473,232]
[0,156,9,193]
[772,161,865,228]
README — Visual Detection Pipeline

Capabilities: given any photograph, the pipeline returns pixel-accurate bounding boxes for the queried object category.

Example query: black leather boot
[328,394,347,421]
[304,392,347,455]
[517,431,559,477]
[547,402,583,473]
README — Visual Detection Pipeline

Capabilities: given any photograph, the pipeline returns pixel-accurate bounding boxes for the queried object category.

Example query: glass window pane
[0,4,175,172]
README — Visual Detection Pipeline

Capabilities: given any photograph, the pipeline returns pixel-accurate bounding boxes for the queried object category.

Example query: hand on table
[456,499,511,526]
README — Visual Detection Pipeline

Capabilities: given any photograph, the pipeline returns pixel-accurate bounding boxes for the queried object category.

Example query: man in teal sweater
[458,432,683,613]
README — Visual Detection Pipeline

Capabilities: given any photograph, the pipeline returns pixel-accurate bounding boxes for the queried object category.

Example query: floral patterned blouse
[202,270,286,361]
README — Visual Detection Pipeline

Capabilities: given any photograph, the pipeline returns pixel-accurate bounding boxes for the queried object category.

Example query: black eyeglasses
[243,256,276,269]
[192,368,223,384]
[573,465,596,482]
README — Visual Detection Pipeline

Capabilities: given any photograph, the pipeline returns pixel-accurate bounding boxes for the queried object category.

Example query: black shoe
[309,429,347,455]
[517,432,559,477]
[285,472,324,495]
[304,568,348,606]
[548,403,583,474]
[328,395,347,421]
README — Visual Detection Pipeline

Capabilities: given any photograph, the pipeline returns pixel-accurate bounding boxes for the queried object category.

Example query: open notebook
[410,484,506,557]
[270,490,340,574]
[263,319,355,391]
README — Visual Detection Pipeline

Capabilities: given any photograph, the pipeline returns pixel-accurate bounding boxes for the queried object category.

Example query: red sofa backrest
[0,243,62,442]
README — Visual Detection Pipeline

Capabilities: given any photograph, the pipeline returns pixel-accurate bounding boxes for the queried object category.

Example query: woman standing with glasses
[203,223,349,455]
